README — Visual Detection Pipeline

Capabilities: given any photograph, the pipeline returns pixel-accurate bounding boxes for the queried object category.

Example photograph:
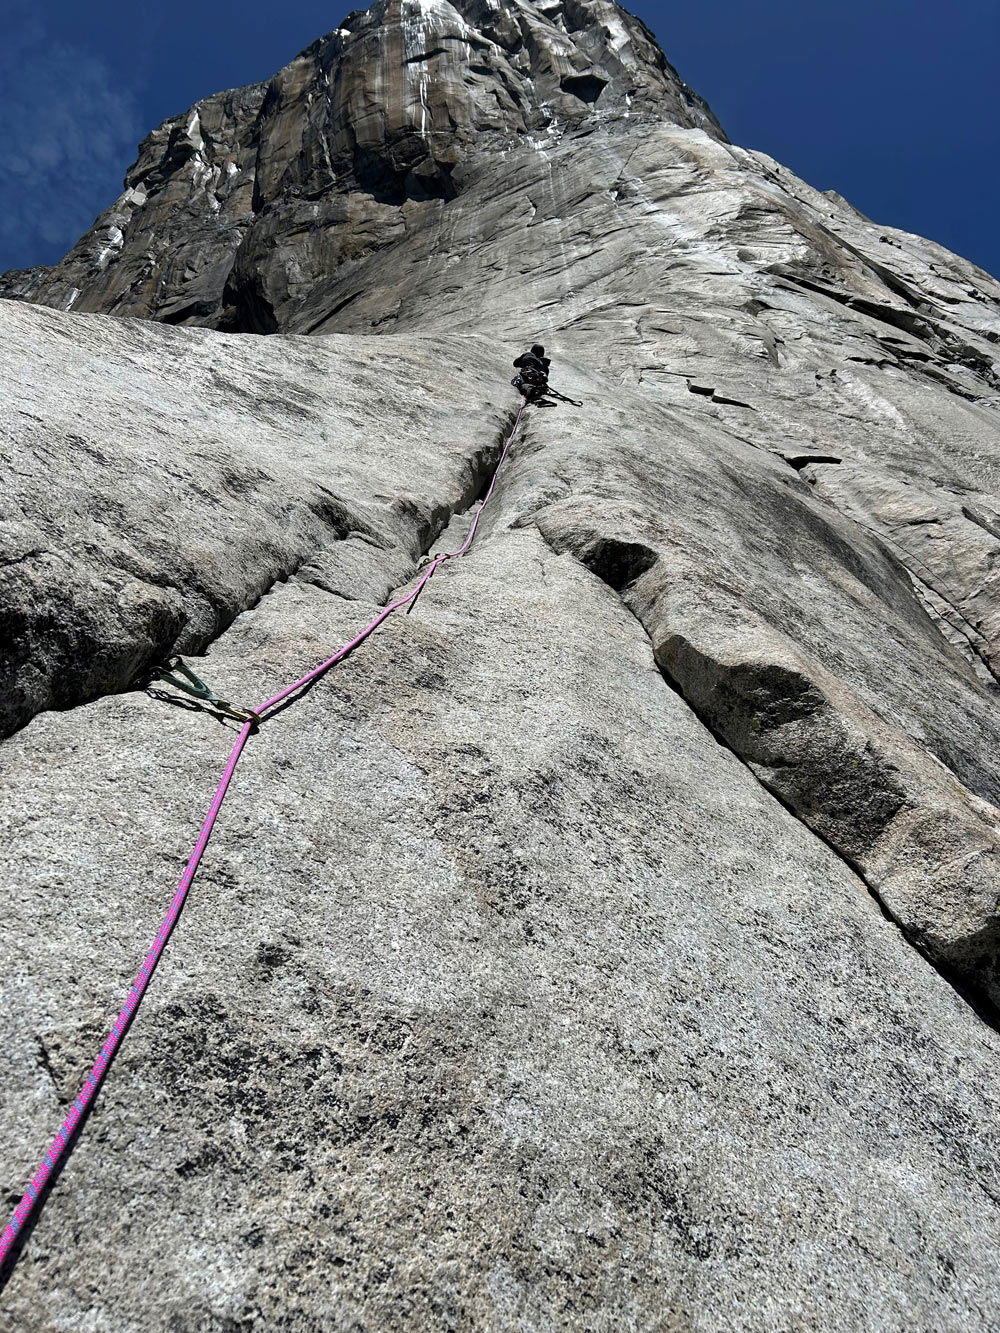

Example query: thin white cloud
[0,22,142,266]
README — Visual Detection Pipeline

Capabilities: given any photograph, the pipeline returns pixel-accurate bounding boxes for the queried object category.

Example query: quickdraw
[542,385,583,407]
[151,657,260,725]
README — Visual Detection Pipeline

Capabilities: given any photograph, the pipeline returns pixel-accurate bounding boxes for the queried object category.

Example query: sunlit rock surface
[3,0,1000,1327]
[0,0,721,330]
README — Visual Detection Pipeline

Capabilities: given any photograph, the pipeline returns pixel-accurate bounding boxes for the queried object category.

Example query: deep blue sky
[1,0,997,277]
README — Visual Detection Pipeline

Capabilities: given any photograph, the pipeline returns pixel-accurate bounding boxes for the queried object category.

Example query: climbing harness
[0,401,528,1271]
[150,657,260,724]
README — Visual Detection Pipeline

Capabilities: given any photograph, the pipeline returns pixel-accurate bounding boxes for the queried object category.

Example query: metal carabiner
[151,657,259,724]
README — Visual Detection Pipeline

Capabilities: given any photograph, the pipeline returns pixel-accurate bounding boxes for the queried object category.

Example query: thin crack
[382,404,524,607]
[0,549,46,571]
[789,464,1000,689]
[33,1035,66,1106]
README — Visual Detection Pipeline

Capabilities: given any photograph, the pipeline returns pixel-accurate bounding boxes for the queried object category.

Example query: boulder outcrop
[3,0,1000,1327]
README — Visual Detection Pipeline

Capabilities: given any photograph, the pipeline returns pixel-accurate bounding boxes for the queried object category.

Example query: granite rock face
[0,302,512,740]
[0,0,721,331]
[3,0,1000,1328]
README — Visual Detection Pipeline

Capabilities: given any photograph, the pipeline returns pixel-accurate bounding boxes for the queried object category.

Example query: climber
[512,343,552,403]
[511,343,582,407]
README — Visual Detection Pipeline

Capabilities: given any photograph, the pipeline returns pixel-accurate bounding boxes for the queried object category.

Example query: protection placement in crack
[0,388,543,1270]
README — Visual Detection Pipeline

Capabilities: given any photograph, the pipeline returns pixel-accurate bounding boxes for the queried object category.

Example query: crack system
[7,384,999,1042]
[0,401,520,745]
[527,519,1000,1036]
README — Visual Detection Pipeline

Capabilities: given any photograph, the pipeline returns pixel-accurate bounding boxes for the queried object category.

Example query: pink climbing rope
[0,402,526,1268]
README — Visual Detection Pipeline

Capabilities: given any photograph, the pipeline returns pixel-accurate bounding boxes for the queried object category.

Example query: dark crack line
[741,751,1000,1035]
[137,406,526,734]
[0,549,47,571]
[250,406,527,721]
[32,1035,67,1106]
[530,520,1000,1038]
[379,404,525,608]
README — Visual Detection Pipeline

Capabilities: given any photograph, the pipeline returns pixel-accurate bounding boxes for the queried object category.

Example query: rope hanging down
[0,401,527,1270]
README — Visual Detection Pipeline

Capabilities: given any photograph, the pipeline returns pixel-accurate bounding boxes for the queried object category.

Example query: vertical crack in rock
[531,519,1000,1020]
[32,1037,67,1107]
[904,567,998,689]
[296,404,524,605]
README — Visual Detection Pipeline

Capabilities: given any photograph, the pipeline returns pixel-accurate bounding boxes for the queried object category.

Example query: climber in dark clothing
[511,343,582,407]
[512,343,552,403]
